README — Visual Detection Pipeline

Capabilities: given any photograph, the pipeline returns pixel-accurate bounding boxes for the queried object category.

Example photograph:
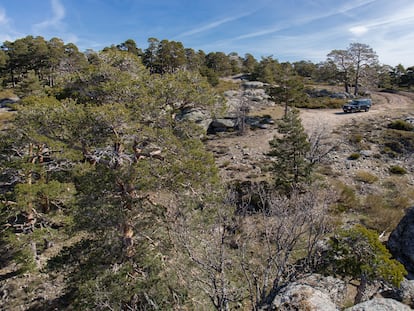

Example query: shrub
[296,97,345,109]
[381,177,414,210]
[0,89,17,99]
[316,164,339,177]
[388,120,414,131]
[354,170,378,184]
[331,182,359,213]
[213,79,240,93]
[322,225,407,292]
[360,194,405,232]
[349,133,363,145]
[389,165,407,175]
[348,153,360,160]
[381,129,414,155]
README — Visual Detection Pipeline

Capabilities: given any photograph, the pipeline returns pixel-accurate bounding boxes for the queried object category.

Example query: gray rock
[175,108,212,132]
[295,274,347,305]
[271,284,338,311]
[243,81,264,89]
[345,298,411,310]
[210,118,236,129]
[208,118,238,133]
[268,275,346,311]
[398,279,414,307]
[331,92,348,99]
[223,90,239,98]
[388,207,414,278]
[0,96,19,108]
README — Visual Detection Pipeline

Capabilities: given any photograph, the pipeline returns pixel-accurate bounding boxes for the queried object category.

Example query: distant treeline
[0,35,413,90]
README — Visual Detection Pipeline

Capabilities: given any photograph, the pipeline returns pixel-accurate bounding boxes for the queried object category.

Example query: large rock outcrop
[345,298,411,310]
[224,80,273,116]
[175,107,212,132]
[388,207,414,278]
[268,274,346,311]
[271,284,338,311]
[398,279,414,308]
[0,96,19,108]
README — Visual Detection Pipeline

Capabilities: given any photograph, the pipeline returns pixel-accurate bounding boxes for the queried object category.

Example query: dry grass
[0,110,15,130]
[214,79,241,93]
[0,89,17,99]
[250,105,285,120]
[354,170,379,184]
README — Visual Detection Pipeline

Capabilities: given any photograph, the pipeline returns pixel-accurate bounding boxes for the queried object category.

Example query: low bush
[349,133,363,145]
[389,165,407,175]
[214,79,240,93]
[296,97,345,109]
[362,196,405,233]
[0,89,17,99]
[316,164,339,177]
[348,153,361,160]
[331,182,359,213]
[354,170,379,184]
[381,129,414,155]
[388,120,414,131]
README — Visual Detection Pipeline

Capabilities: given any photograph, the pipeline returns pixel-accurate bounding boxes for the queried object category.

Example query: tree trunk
[354,63,361,96]
[344,81,349,93]
[354,78,359,96]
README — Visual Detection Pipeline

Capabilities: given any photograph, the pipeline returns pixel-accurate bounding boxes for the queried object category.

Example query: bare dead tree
[306,122,342,166]
[171,204,242,311]
[234,183,333,309]
[168,180,334,310]
[236,96,250,136]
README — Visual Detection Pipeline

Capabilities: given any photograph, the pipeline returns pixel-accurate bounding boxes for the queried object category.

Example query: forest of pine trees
[0,35,412,310]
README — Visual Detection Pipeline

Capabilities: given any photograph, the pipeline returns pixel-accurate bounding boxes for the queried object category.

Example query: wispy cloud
[0,7,10,25]
[345,3,414,65]
[0,6,22,42]
[348,3,414,35]
[176,10,256,38]
[349,26,369,36]
[231,0,377,41]
[337,0,378,15]
[33,0,65,32]
[30,0,79,45]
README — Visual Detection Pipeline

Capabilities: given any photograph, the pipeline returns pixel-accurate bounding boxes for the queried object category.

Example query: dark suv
[342,98,372,113]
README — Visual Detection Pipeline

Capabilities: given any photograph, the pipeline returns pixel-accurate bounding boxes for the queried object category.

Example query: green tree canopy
[0,48,221,309]
[268,109,311,193]
[322,224,406,303]
[327,42,378,95]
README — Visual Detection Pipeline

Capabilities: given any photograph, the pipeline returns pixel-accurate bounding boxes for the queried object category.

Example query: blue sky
[0,0,413,66]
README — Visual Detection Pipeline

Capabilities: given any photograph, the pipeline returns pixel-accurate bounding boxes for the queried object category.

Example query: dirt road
[207,91,414,181]
[300,92,414,134]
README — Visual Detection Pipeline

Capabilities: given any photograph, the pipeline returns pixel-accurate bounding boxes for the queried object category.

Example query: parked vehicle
[342,98,372,113]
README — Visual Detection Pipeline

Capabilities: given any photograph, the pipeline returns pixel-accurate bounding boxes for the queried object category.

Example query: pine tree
[322,225,406,304]
[268,109,311,193]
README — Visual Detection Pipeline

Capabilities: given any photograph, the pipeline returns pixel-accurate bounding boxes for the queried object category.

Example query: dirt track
[300,92,414,134]
[207,91,414,181]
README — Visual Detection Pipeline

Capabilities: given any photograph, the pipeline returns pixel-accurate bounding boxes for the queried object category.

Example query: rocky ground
[207,89,414,185]
[1,88,414,310]
[204,88,414,309]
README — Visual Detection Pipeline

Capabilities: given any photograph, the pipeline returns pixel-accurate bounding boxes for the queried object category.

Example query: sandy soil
[207,91,414,181]
[300,92,414,135]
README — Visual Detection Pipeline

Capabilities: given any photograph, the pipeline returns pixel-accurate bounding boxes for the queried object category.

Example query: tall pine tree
[268,109,311,193]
